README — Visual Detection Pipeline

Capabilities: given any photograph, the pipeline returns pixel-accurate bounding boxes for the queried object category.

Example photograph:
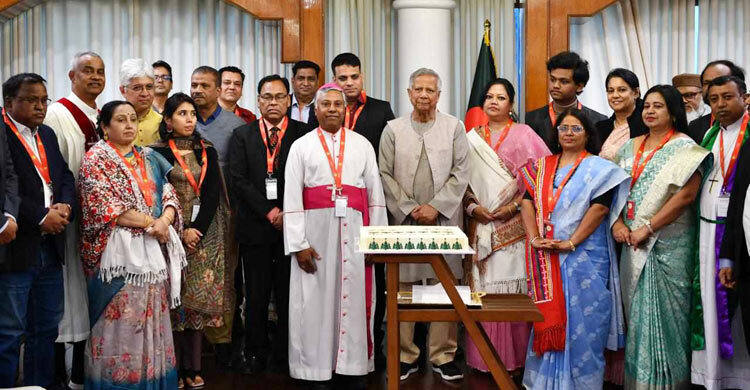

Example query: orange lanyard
[630,129,675,190]
[545,151,587,218]
[548,101,582,126]
[258,116,289,175]
[2,109,51,186]
[483,121,513,152]
[345,92,367,129]
[316,127,346,190]
[718,112,749,183]
[168,139,208,198]
[109,141,153,207]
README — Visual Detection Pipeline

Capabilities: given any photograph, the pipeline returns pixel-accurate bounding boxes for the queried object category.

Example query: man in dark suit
[525,51,608,152]
[287,60,319,128]
[687,60,745,143]
[0,73,76,388]
[331,52,395,367]
[229,74,311,374]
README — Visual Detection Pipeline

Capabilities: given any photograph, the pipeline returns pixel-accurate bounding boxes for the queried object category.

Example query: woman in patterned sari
[79,101,185,390]
[612,85,710,389]
[463,78,549,374]
[520,109,629,389]
[150,93,232,389]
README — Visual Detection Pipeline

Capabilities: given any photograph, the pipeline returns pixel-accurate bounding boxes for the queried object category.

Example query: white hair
[408,67,442,91]
[315,86,346,104]
[69,51,103,72]
[119,58,154,87]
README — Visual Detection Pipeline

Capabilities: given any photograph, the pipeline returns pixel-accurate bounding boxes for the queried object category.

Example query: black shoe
[374,351,386,370]
[214,343,232,369]
[333,374,367,390]
[399,362,419,381]
[231,355,255,375]
[302,380,333,390]
[246,354,267,372]
[432,361,464,381]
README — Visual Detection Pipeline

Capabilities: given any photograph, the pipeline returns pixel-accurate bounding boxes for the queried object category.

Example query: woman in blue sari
[520,108,629,389]
[78,101,185,389]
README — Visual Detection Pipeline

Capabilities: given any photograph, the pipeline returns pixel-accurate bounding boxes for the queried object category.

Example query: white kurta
[283,128,387,381]
[692,117,750,389]
[43,93,96,343]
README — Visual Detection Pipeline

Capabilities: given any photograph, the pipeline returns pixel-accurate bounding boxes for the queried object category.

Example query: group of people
[0,47,748,390]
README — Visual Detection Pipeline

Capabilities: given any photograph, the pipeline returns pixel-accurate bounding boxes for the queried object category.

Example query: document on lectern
[358,225,474,255]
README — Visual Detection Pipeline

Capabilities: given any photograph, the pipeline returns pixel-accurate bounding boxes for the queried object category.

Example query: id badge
[543,219,554,240]
[191,204,201,222]
[334,196,348,218]
[627,200,635,220]
[265,178,278,200]
[717,195,730,219]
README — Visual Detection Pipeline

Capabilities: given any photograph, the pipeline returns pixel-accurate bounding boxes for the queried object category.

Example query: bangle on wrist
[568,240,576,252]
[513,201,521,212]
[645,220,655,234]
[530,236,541,244]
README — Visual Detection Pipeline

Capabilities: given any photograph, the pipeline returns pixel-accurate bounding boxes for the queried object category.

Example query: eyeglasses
[125,84,154,93]
[155,75,172,82]
[681,91,700,100]
[557,125,585,133]
[15,96,52,106]
[259,94,289,102]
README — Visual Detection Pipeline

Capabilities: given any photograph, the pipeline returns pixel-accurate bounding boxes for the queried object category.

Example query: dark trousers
[374,263,386,358]
[0,238,63,388]
[241,238,290,359]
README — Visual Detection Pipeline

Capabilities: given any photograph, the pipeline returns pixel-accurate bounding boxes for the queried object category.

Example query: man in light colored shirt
[288,60,320,127]
[152,60,173,114]
[119,58,162,146]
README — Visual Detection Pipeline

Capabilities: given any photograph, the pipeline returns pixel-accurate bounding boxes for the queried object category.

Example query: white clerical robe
[692,116,750,389]
[283,128,387,381]
[43,93,96,343]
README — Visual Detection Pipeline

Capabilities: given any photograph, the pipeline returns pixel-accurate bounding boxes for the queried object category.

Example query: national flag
[464,20,498,133]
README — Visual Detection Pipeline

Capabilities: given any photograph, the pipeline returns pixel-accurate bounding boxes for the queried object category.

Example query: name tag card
[717,195,730,219]
[335,196,348,218]
[191,204,201,222]
[265,178,278,200]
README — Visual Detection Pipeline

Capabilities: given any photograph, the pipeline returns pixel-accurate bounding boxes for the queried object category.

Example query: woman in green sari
[612,84,709,389]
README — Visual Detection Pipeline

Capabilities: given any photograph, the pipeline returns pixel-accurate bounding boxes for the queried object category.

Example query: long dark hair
[158,92,200,141]
[642,84,688,134]
[96,100,135,139]
[549,108,600,154]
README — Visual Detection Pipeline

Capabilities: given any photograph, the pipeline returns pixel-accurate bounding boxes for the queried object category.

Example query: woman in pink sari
[463,78,550,374]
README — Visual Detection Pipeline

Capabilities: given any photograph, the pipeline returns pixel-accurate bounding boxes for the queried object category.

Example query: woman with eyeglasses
[519,108,629,389]
[462,78,550,375]
[612,85,710,389]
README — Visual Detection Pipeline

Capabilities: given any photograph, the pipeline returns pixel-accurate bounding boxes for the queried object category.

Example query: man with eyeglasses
[152,60,173,114]
[0,72,76,388]
[228,74,311,374]
[218,66,257,124]
[119,58,162,146]
[673,73,709,124]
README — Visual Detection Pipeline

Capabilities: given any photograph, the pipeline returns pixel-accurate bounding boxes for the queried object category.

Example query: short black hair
[331,53,361,76]
[152,60,172,76]
[546,51,590,87]
[700,60,746,84]
[95,100,135,139]
[643,84,689,135]
[707,75,748,96]
[605,68,640,95]
[218,66,245,84]
[192,66,220,86]
[481,78,516,104]
[2,73,46,102]
[159,92,199,141]
[293,60,321,77]
[257,74,290,94]
[549,108,600,154]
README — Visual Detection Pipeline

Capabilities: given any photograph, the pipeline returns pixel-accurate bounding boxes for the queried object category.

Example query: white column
[393,0,456,117]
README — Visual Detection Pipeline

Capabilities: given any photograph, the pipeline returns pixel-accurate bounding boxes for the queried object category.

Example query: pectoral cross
[327,185,337,201]
[708,173,720,193]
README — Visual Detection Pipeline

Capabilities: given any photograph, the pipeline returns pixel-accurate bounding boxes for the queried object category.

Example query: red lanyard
[258,116,289,175]
[718,112,749,183]
[548,101,582,126]
[345,92,367,129]
[545,151,587,218]
[168,139,208,197]
[108,141,153,207]
[483,121,513,152]
[3,109,52,187]
[630,129,675,190]
[316,127,346,190]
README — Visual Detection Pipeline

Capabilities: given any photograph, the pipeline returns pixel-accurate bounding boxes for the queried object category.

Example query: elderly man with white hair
[283,82,387,389]
[119,58,161,146]
[379,67,469,382]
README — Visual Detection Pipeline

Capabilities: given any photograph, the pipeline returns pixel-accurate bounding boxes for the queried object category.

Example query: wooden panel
[525,0,619,112]
[0,0,21,13]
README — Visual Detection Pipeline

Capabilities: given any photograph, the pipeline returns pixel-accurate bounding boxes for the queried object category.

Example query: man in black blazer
[331,52,395,367]
[525,51,607,152]
[287,60,319,128]
[687,60,745,143]
[0,73,76,388]
[229,74,311,374]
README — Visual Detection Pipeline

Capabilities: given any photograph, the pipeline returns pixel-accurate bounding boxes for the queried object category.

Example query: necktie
[269,127,279,153]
